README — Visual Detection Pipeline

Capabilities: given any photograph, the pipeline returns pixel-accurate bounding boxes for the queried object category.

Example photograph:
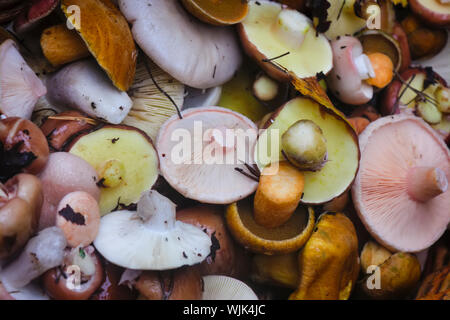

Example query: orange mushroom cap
[352,115,450,253]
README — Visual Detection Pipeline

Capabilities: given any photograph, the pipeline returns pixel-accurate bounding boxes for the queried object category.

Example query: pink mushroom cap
[352,115,450,253]
[327,36,374,106]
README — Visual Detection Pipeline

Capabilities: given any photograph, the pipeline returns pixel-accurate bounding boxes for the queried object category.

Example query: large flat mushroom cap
[352,115,450,252]
[118,0,242,89]
[157,107,259,204]
[61,0,137,91]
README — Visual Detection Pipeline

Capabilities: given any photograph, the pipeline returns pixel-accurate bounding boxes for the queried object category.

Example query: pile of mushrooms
[1,0,450,302]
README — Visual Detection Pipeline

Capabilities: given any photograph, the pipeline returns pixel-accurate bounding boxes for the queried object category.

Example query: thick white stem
[137,191,176,230]
[273,9,310,50]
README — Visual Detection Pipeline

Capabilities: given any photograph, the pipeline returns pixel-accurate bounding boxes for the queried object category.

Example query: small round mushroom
[46,59,133,125]
[0,39,47,120]
[38,152,100,230]
[326,36,375,105]
[0,227,67,291]
[157,107,259,204]
[352,115,450,252]
[55,191,100,248]
[118,0,242,89]
[0,173,42,259]
[0,117,50,178]
[42,246,104,300]
[94,190,212,270]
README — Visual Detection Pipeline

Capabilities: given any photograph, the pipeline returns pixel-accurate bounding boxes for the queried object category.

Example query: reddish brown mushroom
[176,205,250,278]
[352,115,450,252]
[135,266,203,300]
[13,0,59,34]
[0,117,50,179]
[0,173,42,259]
[42,246,104,300]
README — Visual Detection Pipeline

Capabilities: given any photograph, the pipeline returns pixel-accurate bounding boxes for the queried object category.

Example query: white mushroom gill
[0,40,47,119]
[94,191,212,270]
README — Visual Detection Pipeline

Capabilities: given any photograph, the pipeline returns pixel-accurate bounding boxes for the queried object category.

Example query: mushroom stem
[137,191,176,230]
[273,9,310,50]
[407,167,448,202]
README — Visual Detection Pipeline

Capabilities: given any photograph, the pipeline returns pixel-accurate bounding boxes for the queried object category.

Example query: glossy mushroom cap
[352,115,450,252]
[118,0,242,89]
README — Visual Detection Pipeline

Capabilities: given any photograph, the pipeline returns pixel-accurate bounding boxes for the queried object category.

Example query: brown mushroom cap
[60,0,137,91]
[0,173,42,259]
[176,205,244,277]
[42,247,104,300]
[352,115,450,252]
[135,266,203,300]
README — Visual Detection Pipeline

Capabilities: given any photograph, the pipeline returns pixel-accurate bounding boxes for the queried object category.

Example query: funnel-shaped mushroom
[157,107,259,204]
[94,191,212,270]
[352,115,450,252]
[0,39,47,119]
[118,0,242,89]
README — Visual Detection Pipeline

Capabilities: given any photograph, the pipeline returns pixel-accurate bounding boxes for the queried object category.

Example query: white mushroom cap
[352,115,450,252]
[94,190,212,270]
[0,39,47,119]
[46,59,133,124]
[157,106,259,204]
[118,0,242,89]
[202,275,258,300]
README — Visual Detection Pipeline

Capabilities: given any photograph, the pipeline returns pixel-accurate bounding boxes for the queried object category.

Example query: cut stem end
[407,167,448,203]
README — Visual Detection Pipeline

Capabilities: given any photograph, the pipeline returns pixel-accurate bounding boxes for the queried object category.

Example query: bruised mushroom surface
[0,39,47,119]
[157,107,259,204]
[94,191,211,270]
[119,0,242,89]
[352,115,450,252]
